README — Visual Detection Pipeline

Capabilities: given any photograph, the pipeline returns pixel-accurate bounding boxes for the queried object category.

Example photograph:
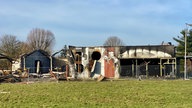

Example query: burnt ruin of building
[66,44,176,79]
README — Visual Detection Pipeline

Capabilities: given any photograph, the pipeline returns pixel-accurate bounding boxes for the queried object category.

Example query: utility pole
[184,23,192,80]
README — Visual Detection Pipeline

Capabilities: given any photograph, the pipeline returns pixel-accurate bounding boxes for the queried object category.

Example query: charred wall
[67,45,177,78]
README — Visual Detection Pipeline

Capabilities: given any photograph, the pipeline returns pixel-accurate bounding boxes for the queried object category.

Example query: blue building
[21,50,51,74]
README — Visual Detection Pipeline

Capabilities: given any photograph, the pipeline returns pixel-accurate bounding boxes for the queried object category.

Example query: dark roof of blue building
[23,49,50,57]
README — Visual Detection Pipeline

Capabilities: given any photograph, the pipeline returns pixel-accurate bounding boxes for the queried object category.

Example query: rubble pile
[0,71,21,83]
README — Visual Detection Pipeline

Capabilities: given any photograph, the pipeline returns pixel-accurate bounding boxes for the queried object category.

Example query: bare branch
[103,36,125,46]
[27,28,55,54]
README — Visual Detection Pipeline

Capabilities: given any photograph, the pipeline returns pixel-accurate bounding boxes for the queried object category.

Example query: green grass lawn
[0,79,192,108]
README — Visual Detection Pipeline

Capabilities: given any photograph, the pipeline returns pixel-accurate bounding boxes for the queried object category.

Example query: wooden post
[78,55,80,73]
[27,68,30,83]
[132,63,134,77]
[136,59,138,78]
[146,64,148,78]
[23,56,26,70]
[66,64,69,79]
[174,58,177,77]
[160,59,162,77]
[50,56,52,71]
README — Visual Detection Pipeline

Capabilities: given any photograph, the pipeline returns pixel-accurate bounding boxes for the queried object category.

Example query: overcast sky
[0,0,192,51]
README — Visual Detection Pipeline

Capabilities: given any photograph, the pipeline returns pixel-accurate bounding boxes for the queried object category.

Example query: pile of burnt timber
[0,73,21,83]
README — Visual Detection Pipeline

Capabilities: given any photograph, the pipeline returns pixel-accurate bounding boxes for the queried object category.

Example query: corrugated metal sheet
[104,47,115,78]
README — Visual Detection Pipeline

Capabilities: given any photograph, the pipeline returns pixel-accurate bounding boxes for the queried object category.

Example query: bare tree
[0,35,22,59]
[20,42,31,54]
[0,35,23,70]
[103,36,125,46]
[27,28,55,53]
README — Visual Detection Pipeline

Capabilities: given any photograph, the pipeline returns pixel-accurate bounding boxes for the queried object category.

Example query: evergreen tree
[173,30,192,56]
